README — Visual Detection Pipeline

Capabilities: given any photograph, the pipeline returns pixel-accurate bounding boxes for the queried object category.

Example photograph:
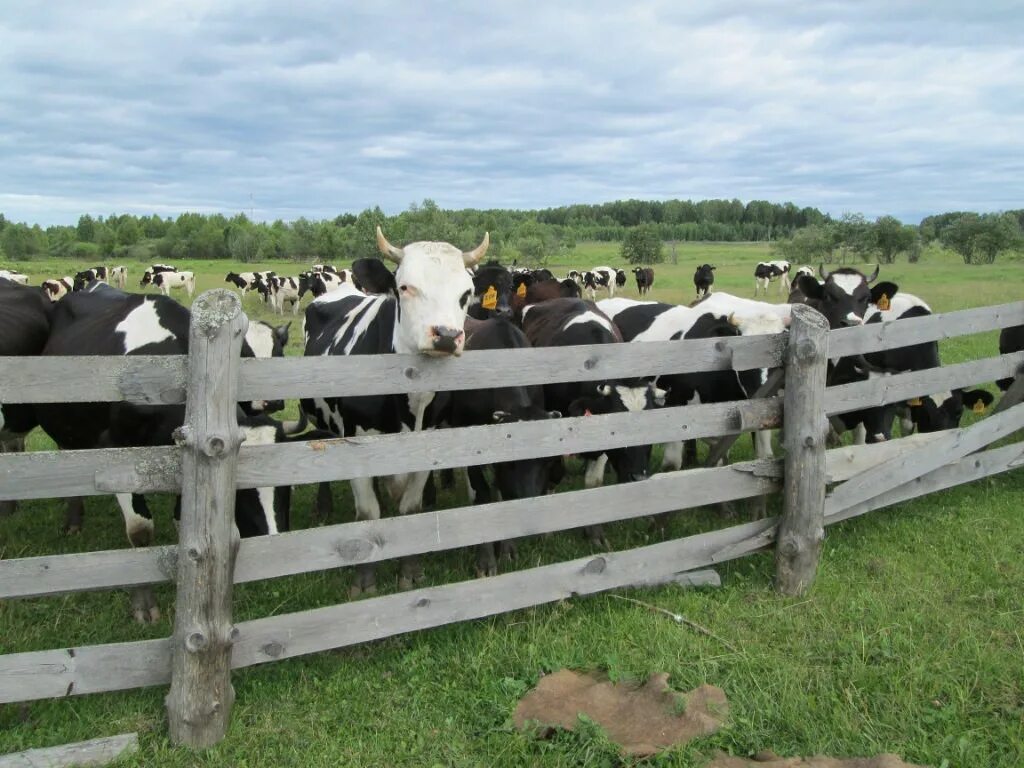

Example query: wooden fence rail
[1,292,1022,750]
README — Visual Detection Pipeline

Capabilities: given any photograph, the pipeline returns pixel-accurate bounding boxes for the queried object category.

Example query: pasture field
[1,243,1022,766]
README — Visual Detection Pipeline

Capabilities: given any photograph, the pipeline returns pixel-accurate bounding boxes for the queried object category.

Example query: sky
[1,1,1022,227]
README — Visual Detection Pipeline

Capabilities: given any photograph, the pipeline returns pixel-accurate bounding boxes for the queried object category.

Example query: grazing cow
[109,265,128,288]
[152,270,195,297]
[997,324,1024,391]
[590,266,618,298]
[0,270,29,285]
[301,228,489,595]
[467,261,514,320]
[566,269,583,286]
[73,268,107,291]
[312,264,339,274]
[754,260,791,296]
[520,297,665,546]
[41,276,74,302]
[33,290,299,621]
[693,264,715,298]
[451,317,560,576]
[267,276,301,315]
[225,271,260,294]
[139,264,177,289]
[600,296,786,472]
[633,267,654,295]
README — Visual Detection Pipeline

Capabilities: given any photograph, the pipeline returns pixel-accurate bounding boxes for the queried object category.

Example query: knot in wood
[779,537,801,558]
[803,435,816,448]
[583,556,606,575]
[263,641,284,658]
[583,356,598,371]
[403,366,420,380]
[795,338,818,363]
[203,436,227,458]
[186,547,201,562]
[185,631,208,653]
[335,538,375,562]
[415,597,430,608]
[229,626,241,643]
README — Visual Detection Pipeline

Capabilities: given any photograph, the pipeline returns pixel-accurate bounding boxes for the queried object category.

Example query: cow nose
[431,326,465,354]
[495,304,513,319]
[626,471,649,483]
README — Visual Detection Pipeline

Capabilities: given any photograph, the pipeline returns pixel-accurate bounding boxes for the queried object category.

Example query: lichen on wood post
[166,289,247,748]
[775,303,829,596]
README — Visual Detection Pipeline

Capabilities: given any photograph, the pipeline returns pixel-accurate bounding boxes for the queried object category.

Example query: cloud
[0,1,1021,226]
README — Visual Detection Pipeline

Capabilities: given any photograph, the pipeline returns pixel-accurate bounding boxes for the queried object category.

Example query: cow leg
[582,454,610,549]
[748,431,774,520]
[853,422,867,445]
[115,494,159,623]
[348,476,381,597]
[397,470,432,589]
[467,466,497,577]
[63,496,86,534]
[313,481,334,523]
[660,441,684,472]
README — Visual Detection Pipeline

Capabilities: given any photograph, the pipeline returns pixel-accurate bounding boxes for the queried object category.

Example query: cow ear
[962,389,994,413]
[275,322,291,346]
[870,282,899,305]
[795,274,823,300]
[597,384,613,397]
[652,387,668,407]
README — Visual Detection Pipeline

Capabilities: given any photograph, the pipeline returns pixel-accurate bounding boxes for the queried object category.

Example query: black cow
[998,325,1024,391]
[33,290,300,622]
[520,297,665,547]
[558,278,582,298]
[467,261,514,320]
[693,264,715,298]
[451,318,560,576]
[301,228,490,595]
[633,267,654,295]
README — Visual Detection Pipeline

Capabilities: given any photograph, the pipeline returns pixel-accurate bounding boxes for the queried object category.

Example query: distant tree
[116,216,142,247]
[872,216,918,264]
[620,225,664,264]
[1,222,47,260]
[772,224,832,264]
[941,212,1022,264]
[76,214,96,243]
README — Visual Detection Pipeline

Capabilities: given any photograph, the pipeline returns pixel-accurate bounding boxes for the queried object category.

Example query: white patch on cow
[240,425,281,535]
[614,385,649,412]
[0,406,6,434]
[734,312,787,337]
[344,296,388,354]
[245,322,275,359]
[697,292,793,324]
[584,453,609,489]
[844,312,865,325]
[853,422,867,445]
[595,297,656,321]
[929,391,953,408]
[565,310,615,335]
[867,292,932,322]
[831,273,864,296]
[661,441,684,471]
[116,300,175,352]
[407,391,436,432]
[115,493,154,544]
[755,430,774,459]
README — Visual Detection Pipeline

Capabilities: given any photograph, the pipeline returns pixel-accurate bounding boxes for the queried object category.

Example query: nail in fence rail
[164,290,246,749]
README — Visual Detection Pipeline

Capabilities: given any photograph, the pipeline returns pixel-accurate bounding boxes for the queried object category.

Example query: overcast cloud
[1,1,1021,225]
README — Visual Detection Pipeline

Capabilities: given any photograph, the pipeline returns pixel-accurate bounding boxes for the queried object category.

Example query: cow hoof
[148,606,161,624]
[133,609,147,624]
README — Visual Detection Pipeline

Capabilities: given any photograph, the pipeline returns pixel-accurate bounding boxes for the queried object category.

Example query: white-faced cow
[152,270,196,298]
[754,260,791,296]
[34,289,299,622]
[41,276,74,302]
[693,264,715,298]
[301,227,489,595]
[519,297,666,547]
[633,267,654,295]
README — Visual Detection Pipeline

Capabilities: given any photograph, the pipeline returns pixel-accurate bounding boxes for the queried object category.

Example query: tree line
[0,199,1020,266]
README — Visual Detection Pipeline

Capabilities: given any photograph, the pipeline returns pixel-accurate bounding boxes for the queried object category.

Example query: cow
[794,265,814,280]
[301,227,489,596]
[0,270,29,285]
[73,268,107,291]
[466,262,514,320]
[754,260,791,296]
[600,295,787,473]
[997,324,1024,392]
[0,279,54,516]
[312,264,339,274]
[590,266,618,298]
[790,265,890,329]
[693,264,715,298]
[33,290,300,621]
[581,270,609,301]
[139,264,177,289]
[109,266,128,288]
[450,317,560,576]
[633,267,654,295]
[41,276,74,302]
[267,275,301,315]
[519,297,665,547]
[153,270,196,298]
[298,270,347,299]
[225,271,260,294]
[566,270,583,286]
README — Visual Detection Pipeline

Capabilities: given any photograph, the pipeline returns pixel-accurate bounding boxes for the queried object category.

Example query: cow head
[490,406,561,499]
[468,262,513,320]
[907,389,994,434]
[376,226,488,356]
[793,266,880,328]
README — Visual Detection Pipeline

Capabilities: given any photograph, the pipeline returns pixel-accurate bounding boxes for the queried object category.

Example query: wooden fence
[1,291,1022,749]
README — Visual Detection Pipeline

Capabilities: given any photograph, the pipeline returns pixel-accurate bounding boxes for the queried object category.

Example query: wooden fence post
[775,303,829,596]
[166,290,247,748]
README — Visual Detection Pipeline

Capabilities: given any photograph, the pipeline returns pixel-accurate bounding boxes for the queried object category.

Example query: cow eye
[459,290,471,309]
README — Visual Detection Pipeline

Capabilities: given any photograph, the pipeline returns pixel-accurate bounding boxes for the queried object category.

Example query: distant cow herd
[1,242,1018,618]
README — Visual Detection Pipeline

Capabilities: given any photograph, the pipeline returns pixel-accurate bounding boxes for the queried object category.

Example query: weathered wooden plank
[0,546,178,600]
[166,290,245,748]
[776,304,829,596]
[229,517,779,670]
[0,355,186,405]
[822,430,949,482]
[824,352,1024,416]
[234,396,783,489]
[991,366,1024,415]
[826,440,1024,525]
[237,332,788,400]
[0,733,139,768]
[0,639,171,704]
[825,402,1024,517]
[829,301,1024,359]
[0,446,180,501]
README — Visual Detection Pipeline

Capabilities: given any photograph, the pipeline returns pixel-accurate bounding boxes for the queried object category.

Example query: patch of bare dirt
[705,751,927,767]
[512,669,728,756]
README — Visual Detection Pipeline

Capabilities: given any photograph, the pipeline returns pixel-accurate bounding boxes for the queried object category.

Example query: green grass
[1,244,1022,766]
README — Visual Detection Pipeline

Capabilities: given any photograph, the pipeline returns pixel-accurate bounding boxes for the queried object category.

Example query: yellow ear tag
[972,400,987,414]
[482,285,497,310]
[516,283,527,297]
[877,294,890,311]
[907,397,923,406]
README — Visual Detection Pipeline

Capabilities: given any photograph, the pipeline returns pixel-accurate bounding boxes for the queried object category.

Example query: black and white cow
[998,324,1024,392]
[267,275,301,315]
[109,266,128,288]
[225,271,259,294]
[566,269,583,286]
[73,268,107,291]
[519,297,665,546]
[581,270,607,301]
[297,270,347,299]
[153,270,196,298]
[633,267,654,295]
[467,261,514,320]
[312,264,339,274]
[0,270,29,285]
[590,266,618,299]
[754,260,791,296]
[33,289,298,621]
[41,276,74,302]
[790,265,888,329]
[693,264,715,298]
[301,227,490,595]
[139,264,178,289]
[450,317,560,576]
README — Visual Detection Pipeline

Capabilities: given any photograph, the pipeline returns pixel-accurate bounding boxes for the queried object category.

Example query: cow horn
[462,232,490,267]
[865,265,880,284]
[728,312,740,327]
[819,263,830,281]
[376,226,404,264]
